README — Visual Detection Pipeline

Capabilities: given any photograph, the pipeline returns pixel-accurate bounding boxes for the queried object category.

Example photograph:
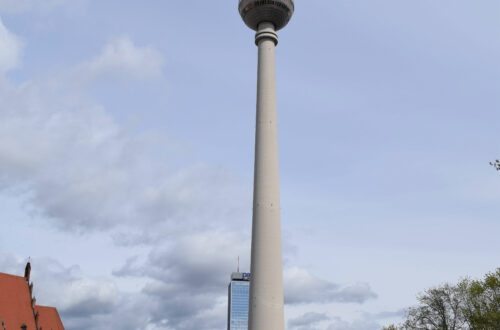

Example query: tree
[383,268,500,330]
[462,269,500,329]
[383,325,398,330]
[490,160,500,171]
[401,284,467,330]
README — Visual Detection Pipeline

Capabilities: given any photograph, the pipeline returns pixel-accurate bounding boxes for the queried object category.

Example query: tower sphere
[239,0,294,31]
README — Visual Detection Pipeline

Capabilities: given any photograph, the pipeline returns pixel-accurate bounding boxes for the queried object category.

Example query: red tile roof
[35,306,64,330]
[0,272,37,330]
[0,265,64,330]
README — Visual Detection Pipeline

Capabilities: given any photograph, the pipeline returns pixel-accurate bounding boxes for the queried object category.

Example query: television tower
[238,1,294,329]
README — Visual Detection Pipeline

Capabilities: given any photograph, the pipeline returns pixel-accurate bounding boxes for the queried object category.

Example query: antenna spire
[24,259,32,283]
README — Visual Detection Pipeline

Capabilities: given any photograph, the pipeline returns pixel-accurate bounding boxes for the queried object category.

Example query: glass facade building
[227,272,250,330]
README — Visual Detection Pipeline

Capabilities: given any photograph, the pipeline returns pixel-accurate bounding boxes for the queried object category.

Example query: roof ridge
[0,272,25,280]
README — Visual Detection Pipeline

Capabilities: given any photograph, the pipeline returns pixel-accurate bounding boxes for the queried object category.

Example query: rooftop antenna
[237,256,240,273]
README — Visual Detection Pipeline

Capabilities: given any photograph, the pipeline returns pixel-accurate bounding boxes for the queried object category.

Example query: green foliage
[401,284,467,330]
[462,269,500,329]
[382,268,500,330]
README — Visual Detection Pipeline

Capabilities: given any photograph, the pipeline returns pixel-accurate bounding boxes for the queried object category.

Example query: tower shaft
[248,22,284,330]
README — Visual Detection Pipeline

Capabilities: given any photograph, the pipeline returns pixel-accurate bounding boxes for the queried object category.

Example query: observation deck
[239,0,295,31]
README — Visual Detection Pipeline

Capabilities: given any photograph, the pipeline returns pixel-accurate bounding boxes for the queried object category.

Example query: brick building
[0,262,64,330]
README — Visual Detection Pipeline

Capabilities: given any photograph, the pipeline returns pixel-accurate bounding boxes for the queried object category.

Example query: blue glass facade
[227,274,250,330]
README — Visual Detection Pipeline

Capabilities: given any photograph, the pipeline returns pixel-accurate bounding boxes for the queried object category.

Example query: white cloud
[0,252,25,273]
[32,262,118,318]
[289,312,330,330]
[0,18,22,73]
[326,316,381,330]
[80,37,164,81]
[0,38,247,329]
[318,310,406,330]
[0,68,246,234]
[285,267,377,305]
[0,31,381,330]
[0,253,131,330]
[0,250,393,330]
[114,230,249,330]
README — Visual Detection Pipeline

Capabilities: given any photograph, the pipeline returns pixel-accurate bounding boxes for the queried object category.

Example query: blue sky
[0,1,499,329]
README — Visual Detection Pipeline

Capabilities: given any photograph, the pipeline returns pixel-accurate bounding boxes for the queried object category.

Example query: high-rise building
[238,1,295,329]
[227,272,250,330]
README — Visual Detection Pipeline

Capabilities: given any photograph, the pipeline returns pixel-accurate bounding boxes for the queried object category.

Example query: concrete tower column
[238,1,294,329]
[248,22,284,330]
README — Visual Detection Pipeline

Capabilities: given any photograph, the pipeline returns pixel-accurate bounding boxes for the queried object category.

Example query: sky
[0,1,499,329]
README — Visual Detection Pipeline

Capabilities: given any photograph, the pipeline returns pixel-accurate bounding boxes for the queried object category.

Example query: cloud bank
[0,35,245,237]
[0,18,380,330]
[81,37,164,81]
[288,312,330,330]
[285,267,377,305]
[0,18,22,73]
